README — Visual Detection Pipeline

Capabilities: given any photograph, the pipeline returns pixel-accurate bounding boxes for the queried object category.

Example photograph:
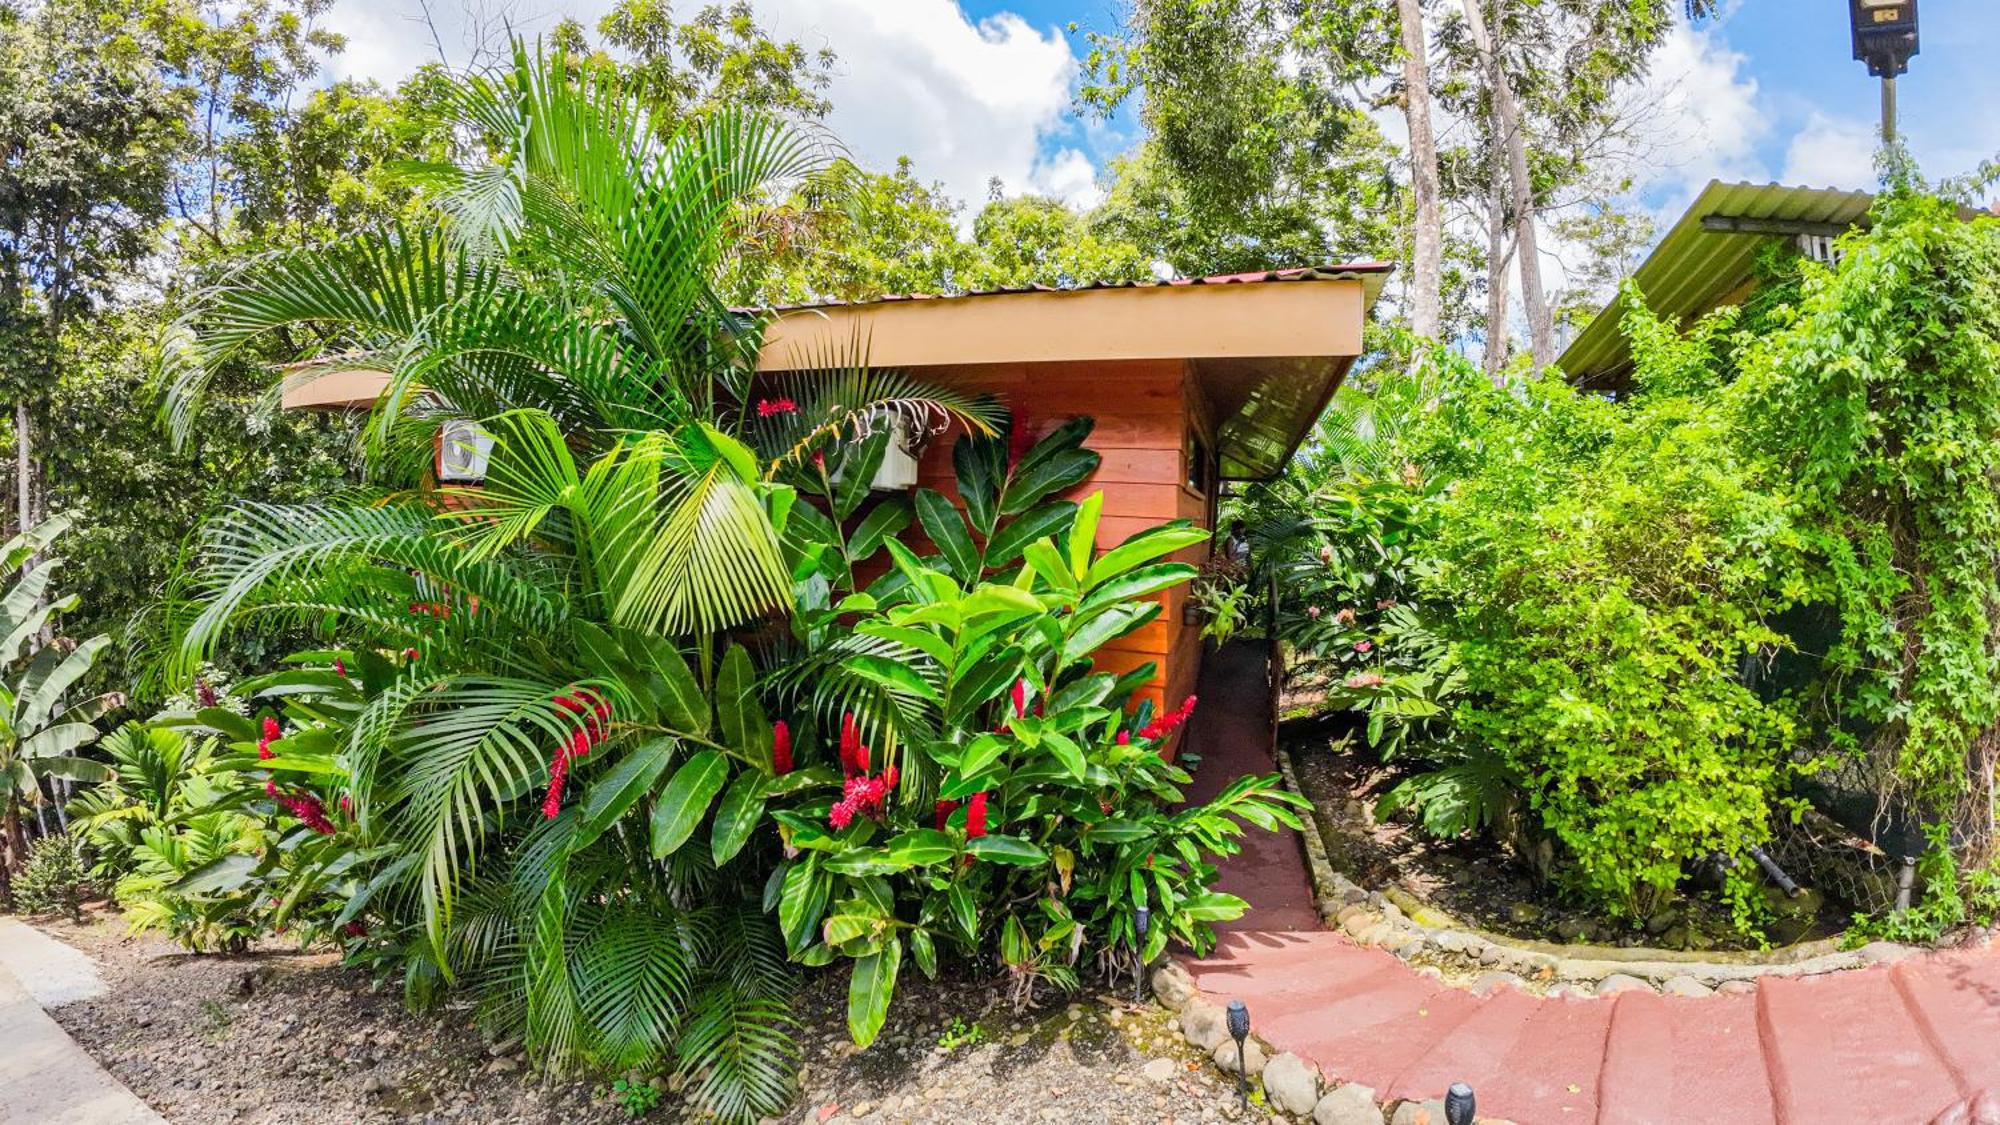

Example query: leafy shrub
[770,418,1305,1040]
[14,834,90,920]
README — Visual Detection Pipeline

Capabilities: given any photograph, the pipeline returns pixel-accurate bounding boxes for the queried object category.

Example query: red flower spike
[934,799,959,830]
[756,397,797,418]
[333,659,347,677]
[262,717,281,740]
[883,764,898,791]
[257,740,275,761]
[1011,678,1030,719]
[196,680,218,709]
[772,720,794,776]
[839,712,861,777]
[403,648,420,662]
[1116,730,1131,746]
[830,798,857,830]
[966,791,989,840]
[264,780,280,798]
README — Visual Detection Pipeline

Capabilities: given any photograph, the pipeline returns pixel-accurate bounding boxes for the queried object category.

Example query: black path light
[1850,0,1919,143]
[1133,906,1151,1004]
[1226,1000,1251,1111]
[1446,1082,1476,1125]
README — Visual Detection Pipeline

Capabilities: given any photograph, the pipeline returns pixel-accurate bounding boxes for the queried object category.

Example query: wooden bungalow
[282,263,1390,716]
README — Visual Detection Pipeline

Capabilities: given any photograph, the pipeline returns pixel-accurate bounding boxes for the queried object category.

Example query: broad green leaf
[966,835,1047,865]
[882,828,956,867]
[715,644,766,755]
[848,936,902,1046]
[834,428,890,520]
[848,497,913,563]
[915,489,978,580]
[846,654,943,704]
[1086,523,1207,588]
[650,750,729,857]
[986,501,1078,570]
[947,882,977,941]
[575,737,675,847]
[910,927,938,979]
[778,858,830,955]
[710,768,767,864]
[1067,490,1103,577]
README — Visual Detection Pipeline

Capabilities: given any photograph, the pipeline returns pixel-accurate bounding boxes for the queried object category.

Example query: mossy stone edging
[1271,745,1919,997]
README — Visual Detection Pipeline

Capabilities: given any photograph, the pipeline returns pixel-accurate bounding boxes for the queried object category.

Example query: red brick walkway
[1180,644,2000,1125]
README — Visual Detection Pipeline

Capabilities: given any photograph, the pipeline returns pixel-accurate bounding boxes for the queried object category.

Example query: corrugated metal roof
[763,262,1395,312]
[1557,181,1876,385]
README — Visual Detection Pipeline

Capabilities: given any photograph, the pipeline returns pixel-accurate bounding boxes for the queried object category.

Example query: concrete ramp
[0,920,162,1124]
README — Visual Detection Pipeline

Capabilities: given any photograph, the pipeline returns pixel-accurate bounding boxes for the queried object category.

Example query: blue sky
[331,0,2000,235]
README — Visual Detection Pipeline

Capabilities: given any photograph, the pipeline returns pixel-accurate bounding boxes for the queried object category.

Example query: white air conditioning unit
[830,413,920,492]
[872,414,919,491]
[436,418,494,484]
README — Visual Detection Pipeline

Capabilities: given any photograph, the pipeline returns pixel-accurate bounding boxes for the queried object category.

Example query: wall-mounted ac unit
[872,414,919,491]
[436,418,494,483]
[830,413,920,492]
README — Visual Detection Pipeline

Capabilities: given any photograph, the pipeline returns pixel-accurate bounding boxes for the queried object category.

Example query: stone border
[1272,745,1919,998]
[1148,961,1486,1125]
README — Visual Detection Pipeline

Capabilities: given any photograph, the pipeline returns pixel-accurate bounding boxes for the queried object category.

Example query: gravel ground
[30,910,1270,1125]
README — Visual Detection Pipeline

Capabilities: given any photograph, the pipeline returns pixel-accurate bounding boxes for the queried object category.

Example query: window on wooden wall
[1185,427,1213,496]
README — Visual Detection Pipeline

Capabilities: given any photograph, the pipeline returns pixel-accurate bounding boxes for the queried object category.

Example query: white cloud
[1780,112,1878,189]
[1027,147,1103,209]
[322,0,1096,222]
[756,0,1082,216]
[1626,20,1772,216]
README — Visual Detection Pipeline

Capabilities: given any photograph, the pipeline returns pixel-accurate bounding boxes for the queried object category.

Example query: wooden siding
[866,358,1212,716]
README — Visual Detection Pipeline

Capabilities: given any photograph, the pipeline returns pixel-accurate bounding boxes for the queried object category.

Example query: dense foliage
[1244,188,2000,939]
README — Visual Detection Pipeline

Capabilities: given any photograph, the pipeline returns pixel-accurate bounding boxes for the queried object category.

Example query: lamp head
[1851,0,1919,77]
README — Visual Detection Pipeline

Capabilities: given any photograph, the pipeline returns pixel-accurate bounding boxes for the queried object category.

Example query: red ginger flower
[1011,678,1030,719]
[262,716,281,740]
[839,712,868,777]
[196,680,218,709]
[278,791,336,834]
[1138,695,1198,741]
[934,799,959,830]
[756,397,797,417]
[772,720,793,775]
[333,659,347,677]
[1115,730,1131,746]
[966,791,989,840]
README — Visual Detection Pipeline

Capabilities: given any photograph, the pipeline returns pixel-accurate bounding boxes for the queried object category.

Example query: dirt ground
[1284,721,1845,950]
[32,909,1265,1125]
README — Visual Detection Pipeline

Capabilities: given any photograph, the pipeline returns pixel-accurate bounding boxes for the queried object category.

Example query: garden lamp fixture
[1446,1082,1477,1125]
[1850,0,1918,143]
[1132,907,1151,1004]
[1225,1000,1250,1111]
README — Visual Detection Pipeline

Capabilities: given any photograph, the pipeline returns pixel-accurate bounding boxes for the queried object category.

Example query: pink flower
[1334,608,1357,625]
[830,798,858,829]
[333,659,347,677]
[756,397,797,417]
[264,780,280,798]
[1139,695,1198,741]
[1307,606,1322,619]
[772,720,793,776]
[1318,544,1335,563]
[1354,640,1373,653]
[1344,672,1385,689]
[1115,730,1131,746]
[1376,598,1398,610]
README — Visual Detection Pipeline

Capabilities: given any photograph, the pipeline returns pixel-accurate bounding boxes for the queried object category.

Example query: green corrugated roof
[1557,181,1876,386]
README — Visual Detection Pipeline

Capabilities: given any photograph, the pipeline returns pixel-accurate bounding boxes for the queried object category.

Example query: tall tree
[0,0,186,543]
[1395,0,1445,341]
[1458,0,1551,367]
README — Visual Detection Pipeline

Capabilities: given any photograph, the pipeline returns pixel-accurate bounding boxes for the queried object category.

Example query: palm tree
[149,43,996,1121]
[0,515,118,907]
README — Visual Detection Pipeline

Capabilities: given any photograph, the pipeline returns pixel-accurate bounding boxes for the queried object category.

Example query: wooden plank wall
[861,358,1216,717]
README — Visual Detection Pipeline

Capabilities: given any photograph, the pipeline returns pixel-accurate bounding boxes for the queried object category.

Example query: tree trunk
[1395,0,1444,344]
[1460,0,1555,368]
[0,796,21,909]
[14,398,29,542]
[1482,119,1512,378]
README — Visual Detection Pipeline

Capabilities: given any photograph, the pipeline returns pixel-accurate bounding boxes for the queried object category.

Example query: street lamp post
[1850,0,1919,145]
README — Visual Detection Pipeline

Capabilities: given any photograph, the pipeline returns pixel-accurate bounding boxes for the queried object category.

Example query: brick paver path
[1179,643,2000,1125]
